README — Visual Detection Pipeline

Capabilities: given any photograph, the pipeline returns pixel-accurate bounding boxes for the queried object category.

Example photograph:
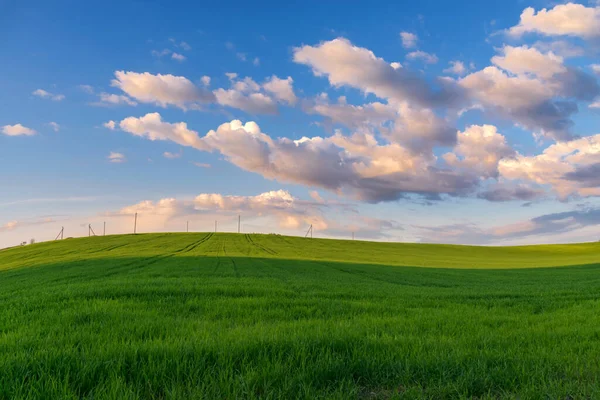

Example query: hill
[2,233,600,399]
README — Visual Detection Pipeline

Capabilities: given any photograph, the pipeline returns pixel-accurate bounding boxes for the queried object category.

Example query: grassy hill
[2,233,600,399]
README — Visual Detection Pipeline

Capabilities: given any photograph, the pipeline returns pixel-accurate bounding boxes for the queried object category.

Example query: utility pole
[61,227,63,240]
[103,222,106,236]
[187,220,189,233]
[134,213,137,234]
[238,215,240,234]
[88,224,91,237]
[305,224,313,239]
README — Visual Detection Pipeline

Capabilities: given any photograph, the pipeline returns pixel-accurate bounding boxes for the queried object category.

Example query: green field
[2,233,600,399]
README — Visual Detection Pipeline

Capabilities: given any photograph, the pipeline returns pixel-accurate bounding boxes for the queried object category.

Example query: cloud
[93,92,138,107]
[491,45,566,79]
[213,89,277,114]
[592,64,600,75]
[212,74,279,114]
[253,57,260,66]
[443,124,515,178]
[443,61,467,76]
[163,151,181,159]
[460,45,600,141]
[119,112,207,150]
[477,183,545,202]
[47,122,60,132]
[192,162,211,168]
[78,84,95,94]
[115,114,479,202]
[108,152,126,163]
[293,38,464,108]
[508,3,600,40]
[406,50,439,64]
[32,89,65,101]
[400,32,418,48]
[263,76,297,105]
[111,71,215,109]
[171,53,186,62]
[111,189,400,239]
[532,40,585,58]
[103,120,116,130]
[0,218,55,233]
[201,76,211,86]
[2,124,36,136]
[499,133,600,199]
[152,49,172,58]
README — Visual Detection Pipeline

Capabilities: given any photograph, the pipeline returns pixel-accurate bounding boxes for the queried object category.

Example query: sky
[1,0,600,248]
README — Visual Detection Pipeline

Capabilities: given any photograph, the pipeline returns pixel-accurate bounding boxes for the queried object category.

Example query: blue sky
[1,0,600,248]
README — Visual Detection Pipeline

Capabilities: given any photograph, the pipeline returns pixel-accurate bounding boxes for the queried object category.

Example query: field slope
[1,233,600,399]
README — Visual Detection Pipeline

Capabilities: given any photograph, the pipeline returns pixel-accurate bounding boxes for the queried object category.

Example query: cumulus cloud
[508,3,600,40]
[443,125,515,178]
[406,50,439,64]
[293,38,464,108]
[263,76,297,105]
[444,61,467,76]
[108,152,126,163]
[103,120,116,130]
[201,76,211,86]
[112,189,400,239]
[212,74,280,114]
[2,124,36,136]
[460,45,600,141]
[78,84,95,94]
[114,114,480,202]
[119,112,207,150]
[499,133,600,199]
[32,89,65,101]
[111,71,215,109]
[171,53,186,62]
[400,32,418,48]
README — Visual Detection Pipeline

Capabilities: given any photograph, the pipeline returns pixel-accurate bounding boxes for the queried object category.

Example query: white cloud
[443,61,467,76]
[119,112,207,150]
[508,3,600,39]
[400,32,418,48]
[443,125,515,179]
[47,122,60,132]
[293,38,461,108]
[163,151,181,159]
[32,89,65,101]
[171,53,186,62]
[151,49,171,58]
[406,50,439,64]
[201,76,211,86]
[592,64,600,75]
[253,57,260,66]
[213,89,277,114]
[2,124,36,136]
[263,76,297,105]
[491,45,566,79]
[93,92,138,107]
[590,101,600,109]
[108,152,126,163]
[103,120,116,130]
[499,133,600,199]
[192,162,211,168]
[111,71,215,109]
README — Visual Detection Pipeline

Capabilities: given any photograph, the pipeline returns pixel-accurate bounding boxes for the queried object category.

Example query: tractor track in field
[88,235,168,254]
[245,234,278,256]
[222,243,240,278]
[177,233,214,254]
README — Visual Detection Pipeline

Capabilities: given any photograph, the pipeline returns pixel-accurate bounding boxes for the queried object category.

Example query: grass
[1,233,600,399]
